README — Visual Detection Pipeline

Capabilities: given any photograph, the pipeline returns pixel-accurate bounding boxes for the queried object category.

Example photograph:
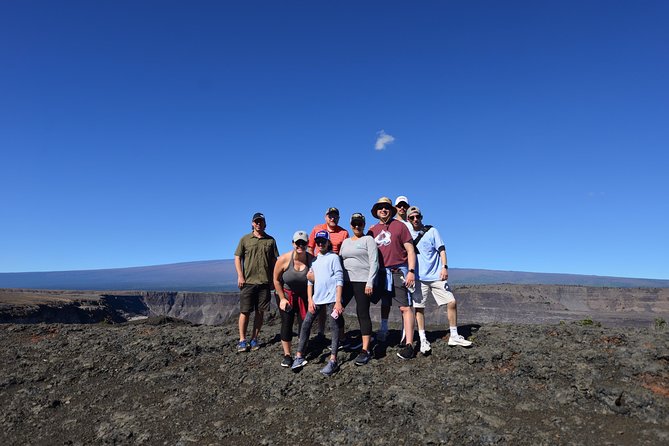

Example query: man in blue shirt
[407,206,472,354]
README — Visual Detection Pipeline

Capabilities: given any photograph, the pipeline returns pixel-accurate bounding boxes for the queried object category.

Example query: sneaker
[237,340,250,353]
[377,330,388,343]
[354,350,372,366]
[320,360,339,376]
[448,334,473,347]
[249,339,260,351]
[419,338,431,355]
[291,356,308,370]
[324,343,344,353]
[397,344,414,360]
[280,355,292,368]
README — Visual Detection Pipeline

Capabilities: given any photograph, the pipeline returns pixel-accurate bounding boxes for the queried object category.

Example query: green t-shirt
[234,232,279,285]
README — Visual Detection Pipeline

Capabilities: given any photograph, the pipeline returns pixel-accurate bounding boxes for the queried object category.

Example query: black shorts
[239,284,271,313]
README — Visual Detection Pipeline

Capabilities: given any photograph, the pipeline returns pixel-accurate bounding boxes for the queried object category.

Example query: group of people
[233,196,472,376]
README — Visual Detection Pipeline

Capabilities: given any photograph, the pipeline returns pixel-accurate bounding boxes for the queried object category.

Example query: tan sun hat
[371,197,397,219]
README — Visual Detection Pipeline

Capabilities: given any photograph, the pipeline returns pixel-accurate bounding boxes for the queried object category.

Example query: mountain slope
[0,260,667,291]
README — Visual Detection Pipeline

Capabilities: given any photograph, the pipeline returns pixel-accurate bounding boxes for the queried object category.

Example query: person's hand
[440,268,448,281]
[308,299,316,314]
[405,271,415,288]
[364,286,373,296]
[306,269,315,282]
[334,302,343,315]
[237,275,245,289]
[279,299,289,311]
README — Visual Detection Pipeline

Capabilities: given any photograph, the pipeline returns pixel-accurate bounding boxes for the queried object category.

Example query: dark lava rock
[0,317,667,445]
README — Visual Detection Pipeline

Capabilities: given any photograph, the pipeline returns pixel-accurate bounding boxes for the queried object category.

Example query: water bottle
[401,275,416,293]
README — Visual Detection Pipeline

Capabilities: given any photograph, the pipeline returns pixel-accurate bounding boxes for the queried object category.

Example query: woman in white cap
[273,230,314,367]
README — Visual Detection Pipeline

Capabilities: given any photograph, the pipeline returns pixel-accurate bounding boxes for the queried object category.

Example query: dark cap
[314,230,330,241]
[252,212,265,221]
[350,213,365,224]
[326,207,339,215]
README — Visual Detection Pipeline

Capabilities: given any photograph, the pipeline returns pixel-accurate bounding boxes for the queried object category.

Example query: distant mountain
[0,260,667,291]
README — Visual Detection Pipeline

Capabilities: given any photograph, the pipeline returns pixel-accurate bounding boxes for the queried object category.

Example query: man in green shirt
[234,212,279,352]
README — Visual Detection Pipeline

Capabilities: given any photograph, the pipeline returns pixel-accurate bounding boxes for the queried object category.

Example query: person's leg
[251,285,271,341]
[280,295,296,356]
[400,306,414,345]
[327,303,343,362]
[238,284,254,341]
[353,282,372,351]
[296,306,319,357]
[239,312,249,341]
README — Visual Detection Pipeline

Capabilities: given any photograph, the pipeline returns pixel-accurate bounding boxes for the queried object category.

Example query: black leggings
[345,281,373,336]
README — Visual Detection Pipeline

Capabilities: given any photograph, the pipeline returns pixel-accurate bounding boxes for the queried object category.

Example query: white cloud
[375,130,395,150]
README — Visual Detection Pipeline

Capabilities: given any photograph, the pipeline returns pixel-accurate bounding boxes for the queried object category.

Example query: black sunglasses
[294,240,307,247]
[315,239,328,245]
[409,215,422,221]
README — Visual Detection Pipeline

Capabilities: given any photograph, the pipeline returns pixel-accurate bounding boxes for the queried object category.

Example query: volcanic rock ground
[1,312,668,445]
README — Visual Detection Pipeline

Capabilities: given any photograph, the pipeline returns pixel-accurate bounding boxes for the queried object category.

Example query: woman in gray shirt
[340,213,379,366]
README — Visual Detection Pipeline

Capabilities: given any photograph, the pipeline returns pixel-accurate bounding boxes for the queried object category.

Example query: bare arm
[234,255,245,289]
[403,241,417,288]
[273,254,290,309]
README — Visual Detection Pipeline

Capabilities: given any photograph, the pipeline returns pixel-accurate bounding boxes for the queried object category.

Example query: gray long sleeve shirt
[340,235,379,288]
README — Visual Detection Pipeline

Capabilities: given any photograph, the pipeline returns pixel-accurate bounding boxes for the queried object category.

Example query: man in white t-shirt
[407,206,472,353]
[394,196,413,232]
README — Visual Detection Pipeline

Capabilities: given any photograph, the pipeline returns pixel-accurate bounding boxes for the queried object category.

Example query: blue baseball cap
[314,230,329,241]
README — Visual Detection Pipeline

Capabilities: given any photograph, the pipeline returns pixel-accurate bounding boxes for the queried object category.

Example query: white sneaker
[448,334,472,347]
[419,338,431,354]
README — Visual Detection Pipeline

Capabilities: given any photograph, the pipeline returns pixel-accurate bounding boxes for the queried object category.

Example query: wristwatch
[408,269,415,273]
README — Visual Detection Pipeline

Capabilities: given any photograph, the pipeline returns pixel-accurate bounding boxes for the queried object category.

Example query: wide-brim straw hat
[371,197,397,219]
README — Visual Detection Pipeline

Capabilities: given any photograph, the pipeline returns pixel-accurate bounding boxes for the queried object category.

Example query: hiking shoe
[354,350,372,366]
[249,339,260,351]
[420,338,432,355]
[320,360,340,376]
[448,334,472,347]
[237,340,250,353]
[377,330,388,343]
[397,344,414,360]
[291,357,308,370]
[281,355,292,368]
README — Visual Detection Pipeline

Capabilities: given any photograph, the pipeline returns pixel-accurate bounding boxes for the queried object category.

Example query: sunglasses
[409,215,422,221]
[315,239,328,245]
[351,221,364,227]
[327,214,339,220]
[294,240,307,247]
[253,219,265,224]
[396,203,409,209]
[378,205,392,212]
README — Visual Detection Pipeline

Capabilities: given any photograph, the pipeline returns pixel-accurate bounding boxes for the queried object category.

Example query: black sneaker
[280,355,292,368]
[397,344,414,360]
[354,350,372,366]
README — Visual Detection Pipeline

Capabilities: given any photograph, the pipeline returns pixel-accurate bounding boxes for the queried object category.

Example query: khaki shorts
[413,280,456,309]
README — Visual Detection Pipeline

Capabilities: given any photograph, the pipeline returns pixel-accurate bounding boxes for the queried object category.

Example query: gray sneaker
[320,360,339,376]
[291,356,308,370]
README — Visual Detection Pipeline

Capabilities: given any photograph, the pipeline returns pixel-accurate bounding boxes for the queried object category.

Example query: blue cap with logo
[314,230,330,241]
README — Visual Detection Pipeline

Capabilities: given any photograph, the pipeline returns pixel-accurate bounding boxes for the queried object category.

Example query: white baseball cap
[292,230,308,243]
[395,196,410,206]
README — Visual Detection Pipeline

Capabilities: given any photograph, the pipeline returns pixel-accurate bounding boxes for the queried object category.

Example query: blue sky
[1,1,667,279]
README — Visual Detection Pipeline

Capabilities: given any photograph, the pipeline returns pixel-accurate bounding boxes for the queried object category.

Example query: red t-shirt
[367,219,412,267]
[308,223,349,254]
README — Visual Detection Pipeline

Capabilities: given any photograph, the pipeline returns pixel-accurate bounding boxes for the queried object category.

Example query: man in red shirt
[307,207,349,255]
[368,197,417,360]
[307,207,349,339]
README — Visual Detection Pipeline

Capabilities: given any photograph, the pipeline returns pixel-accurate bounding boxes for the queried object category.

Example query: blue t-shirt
[410,226,445,281]
[308,251,344,305]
